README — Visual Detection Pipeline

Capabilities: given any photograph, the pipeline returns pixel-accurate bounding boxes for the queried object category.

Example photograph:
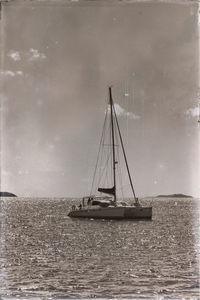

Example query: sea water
[0,197,199,299]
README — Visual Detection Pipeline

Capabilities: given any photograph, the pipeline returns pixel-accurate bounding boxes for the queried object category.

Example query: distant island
[156,193,193,198]
[0,192,17,197]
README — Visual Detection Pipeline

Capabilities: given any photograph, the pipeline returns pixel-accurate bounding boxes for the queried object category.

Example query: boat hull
[68,206,152,220]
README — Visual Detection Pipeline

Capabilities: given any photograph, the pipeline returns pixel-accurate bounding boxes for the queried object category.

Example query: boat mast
[109,87,117,204]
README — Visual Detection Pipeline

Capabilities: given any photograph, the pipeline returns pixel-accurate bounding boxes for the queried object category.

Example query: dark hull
[68,206,152,220]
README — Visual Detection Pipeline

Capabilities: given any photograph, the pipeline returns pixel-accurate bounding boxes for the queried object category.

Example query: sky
[0,0,199,198]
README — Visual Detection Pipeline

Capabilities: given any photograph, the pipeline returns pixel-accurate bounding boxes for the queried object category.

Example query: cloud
[185,106,199,117]
[0,70,15,77]
[16,71,23,76]
[112,103,140,120]
[7,51,21,61]
[0,70,23,77]
[29,48,46,61]
[7,49,47,62]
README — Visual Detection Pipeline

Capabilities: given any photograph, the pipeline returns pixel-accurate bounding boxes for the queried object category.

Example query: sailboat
[68,87,152,220]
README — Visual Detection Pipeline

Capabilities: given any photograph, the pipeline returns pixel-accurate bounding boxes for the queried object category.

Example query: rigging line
[102,153,111,188]
[109,115,113,184]
[116,183,132,190]
[114,116,125,201]
[113,102,137,201]
[96,120,109,192]
[97,151,112,187]
[116,133,125,201]
[97,108,111,188]
[198,102,200,122]
[98,142,105,186]
[90,107,108,195]
[116,144,132,199]
[97,115,112,187]
[102,144,119,147]
[127,82,131,151]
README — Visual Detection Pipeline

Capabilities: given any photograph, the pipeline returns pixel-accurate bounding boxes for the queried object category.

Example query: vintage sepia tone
[0,0,199,299]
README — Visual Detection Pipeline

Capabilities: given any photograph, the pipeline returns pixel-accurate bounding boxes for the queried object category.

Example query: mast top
[109,86,113,103]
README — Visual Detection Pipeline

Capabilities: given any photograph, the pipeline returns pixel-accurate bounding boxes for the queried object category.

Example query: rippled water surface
[0,197,199,299]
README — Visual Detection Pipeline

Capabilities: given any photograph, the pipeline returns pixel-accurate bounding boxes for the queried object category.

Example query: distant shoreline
[156,193,193,198]
[0,193,194,199]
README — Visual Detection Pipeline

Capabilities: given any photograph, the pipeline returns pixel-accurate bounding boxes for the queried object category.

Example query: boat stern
[124,206,152,219]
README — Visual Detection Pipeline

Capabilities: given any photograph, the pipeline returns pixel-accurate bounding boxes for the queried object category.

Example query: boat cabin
[82,196,114,208]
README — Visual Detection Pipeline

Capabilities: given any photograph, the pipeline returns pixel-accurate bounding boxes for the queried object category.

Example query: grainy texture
[0,197,199,299]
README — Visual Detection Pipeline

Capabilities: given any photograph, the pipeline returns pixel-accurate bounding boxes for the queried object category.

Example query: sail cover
[98,186,115,195]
